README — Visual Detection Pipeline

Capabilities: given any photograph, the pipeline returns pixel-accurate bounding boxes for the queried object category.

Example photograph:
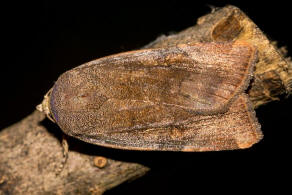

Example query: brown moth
[37,41,263,151]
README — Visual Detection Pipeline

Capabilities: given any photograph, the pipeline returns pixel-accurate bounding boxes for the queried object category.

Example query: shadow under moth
[37,41,263,151]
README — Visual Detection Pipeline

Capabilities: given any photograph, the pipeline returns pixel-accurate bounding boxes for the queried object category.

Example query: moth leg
[55,134,69,176]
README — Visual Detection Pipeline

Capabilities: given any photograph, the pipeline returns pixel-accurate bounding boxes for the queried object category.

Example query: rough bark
[1,5,291,194]
[143,5,292,107]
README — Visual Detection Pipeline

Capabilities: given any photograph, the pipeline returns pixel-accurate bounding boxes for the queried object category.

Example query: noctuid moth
[37,41,263,151]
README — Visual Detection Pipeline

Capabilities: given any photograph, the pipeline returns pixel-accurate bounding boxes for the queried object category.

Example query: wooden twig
[1,5,291,194]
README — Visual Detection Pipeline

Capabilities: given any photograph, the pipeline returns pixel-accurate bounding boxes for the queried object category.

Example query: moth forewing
[39,41,262,151]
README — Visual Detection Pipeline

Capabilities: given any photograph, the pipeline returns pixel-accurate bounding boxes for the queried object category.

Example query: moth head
[36,88,56,123]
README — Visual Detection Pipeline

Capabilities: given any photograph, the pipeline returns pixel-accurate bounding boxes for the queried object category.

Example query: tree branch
[1,5,291,194]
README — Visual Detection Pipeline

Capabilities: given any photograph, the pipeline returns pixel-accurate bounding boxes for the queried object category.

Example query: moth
[37,41,263,151]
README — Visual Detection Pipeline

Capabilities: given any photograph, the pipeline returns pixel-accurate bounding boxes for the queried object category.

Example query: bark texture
[1,5,291,194]
[143,5,292,107]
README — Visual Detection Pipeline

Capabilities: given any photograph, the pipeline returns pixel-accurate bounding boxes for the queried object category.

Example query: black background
[1,0,291,194]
